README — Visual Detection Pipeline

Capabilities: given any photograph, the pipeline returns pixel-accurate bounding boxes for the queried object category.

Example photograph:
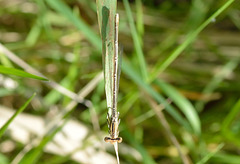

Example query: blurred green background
[0,0,240,163]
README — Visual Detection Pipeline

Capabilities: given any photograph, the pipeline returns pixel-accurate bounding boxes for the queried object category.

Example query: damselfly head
[104,136,122,144]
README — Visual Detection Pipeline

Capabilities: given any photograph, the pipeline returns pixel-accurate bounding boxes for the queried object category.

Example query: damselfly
[104,13,122,145]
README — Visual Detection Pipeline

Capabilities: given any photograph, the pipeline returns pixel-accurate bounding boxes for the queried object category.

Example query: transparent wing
[117,45,123,93]
[114,46,122,112]
[112,14,120,116]
[104,42,114,112]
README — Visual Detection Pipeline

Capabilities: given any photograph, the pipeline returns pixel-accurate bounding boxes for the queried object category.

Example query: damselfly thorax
[104,110,122,144]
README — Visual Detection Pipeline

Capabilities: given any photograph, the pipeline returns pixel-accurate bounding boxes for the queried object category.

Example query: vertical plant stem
[149,0,235,82]
[123,0,148,81]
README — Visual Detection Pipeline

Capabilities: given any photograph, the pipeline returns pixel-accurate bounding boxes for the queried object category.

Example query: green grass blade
[222,98,240,132]
[96,0,117,109]
[45,0,101,51]
[196,143,224,164]
[135,0,144,38]
[0,65,48,81]
[221,98,240,146]
[155,80,201,135]
[123,0,148,81]
[185,0,213,31]
[18,127,64,164]
[35,0,53,38]
[211,153,240,164]
[0,93,36,138]
[195,60,238,112]
[25,20,41,46]
[122,59,191,131]
[18,114,70,164]
[149,0,235,82]
[0,52,13,67]
[96,0,117,38]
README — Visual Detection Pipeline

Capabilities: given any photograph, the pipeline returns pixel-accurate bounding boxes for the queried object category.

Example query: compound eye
[117,137,122,143]
[104,137,111,142]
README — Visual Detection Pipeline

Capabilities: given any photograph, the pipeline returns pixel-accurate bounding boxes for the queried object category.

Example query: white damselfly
[103,13,122,164]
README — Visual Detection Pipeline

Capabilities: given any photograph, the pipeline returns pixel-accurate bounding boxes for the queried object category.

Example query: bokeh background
[0,0,240,163]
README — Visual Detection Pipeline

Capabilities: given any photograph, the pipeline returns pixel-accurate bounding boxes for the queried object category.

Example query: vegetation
[0,0,239,163]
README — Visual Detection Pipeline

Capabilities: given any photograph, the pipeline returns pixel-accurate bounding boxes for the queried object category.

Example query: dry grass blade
[96,0,117,110]
[146,96,190,164]
[0,43,89,106]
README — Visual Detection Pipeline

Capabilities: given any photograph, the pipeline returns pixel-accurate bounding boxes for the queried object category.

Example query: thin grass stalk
[123,0,148,81]
[196,143,224,164]
[0,43,90,106]
[147,96,190,164]
[0,93,36,138]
